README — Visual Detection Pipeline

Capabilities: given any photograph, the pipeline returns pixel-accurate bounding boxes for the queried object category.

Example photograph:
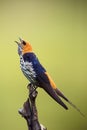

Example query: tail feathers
[67,100,85,117]
[55,88,85,117]
[55,88,68,102]
[42,84,68,110]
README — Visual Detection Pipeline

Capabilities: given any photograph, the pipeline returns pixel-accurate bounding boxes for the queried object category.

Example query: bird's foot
[27,83,38,101]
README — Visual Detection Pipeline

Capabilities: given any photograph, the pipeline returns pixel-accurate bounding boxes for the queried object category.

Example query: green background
[0,0,87,130]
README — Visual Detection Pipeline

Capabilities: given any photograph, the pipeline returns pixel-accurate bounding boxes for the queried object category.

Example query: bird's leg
[27,83,38,97]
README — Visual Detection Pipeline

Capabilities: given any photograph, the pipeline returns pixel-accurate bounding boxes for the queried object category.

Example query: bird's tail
[42,84,68,110]
[55,88,85,117]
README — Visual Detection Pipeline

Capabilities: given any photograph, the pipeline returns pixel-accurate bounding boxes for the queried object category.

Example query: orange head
[15,38,33,54]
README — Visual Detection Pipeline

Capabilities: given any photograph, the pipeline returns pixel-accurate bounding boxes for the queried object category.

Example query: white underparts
[20,55,36,83]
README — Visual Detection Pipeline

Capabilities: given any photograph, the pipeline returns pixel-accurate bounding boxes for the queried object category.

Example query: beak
[15,37,23,46]
[15,41,20,46]
[19,37,23,43]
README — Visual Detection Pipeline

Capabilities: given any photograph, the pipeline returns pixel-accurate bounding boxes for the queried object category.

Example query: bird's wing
[33,67,68,110]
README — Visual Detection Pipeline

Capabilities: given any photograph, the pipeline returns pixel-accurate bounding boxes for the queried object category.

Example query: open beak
[15,37,23,47]
[15,40,20,45]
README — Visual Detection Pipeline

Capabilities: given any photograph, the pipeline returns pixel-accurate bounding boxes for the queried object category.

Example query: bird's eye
[22,41,26,45]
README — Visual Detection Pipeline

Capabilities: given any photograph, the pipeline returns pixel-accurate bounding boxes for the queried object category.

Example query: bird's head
[15,38,33,55]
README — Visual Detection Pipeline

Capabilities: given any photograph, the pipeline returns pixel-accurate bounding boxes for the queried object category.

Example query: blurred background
[0,0,87,130]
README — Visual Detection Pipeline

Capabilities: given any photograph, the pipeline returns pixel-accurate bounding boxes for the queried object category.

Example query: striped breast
[19,55,37,84]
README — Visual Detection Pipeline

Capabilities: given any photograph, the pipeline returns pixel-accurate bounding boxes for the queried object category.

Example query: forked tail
[55,88,85,117]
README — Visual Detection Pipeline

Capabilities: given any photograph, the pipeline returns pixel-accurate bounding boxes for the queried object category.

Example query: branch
[18,83,47,130]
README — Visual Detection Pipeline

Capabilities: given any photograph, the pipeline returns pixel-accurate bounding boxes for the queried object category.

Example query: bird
[15,38,84,116]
